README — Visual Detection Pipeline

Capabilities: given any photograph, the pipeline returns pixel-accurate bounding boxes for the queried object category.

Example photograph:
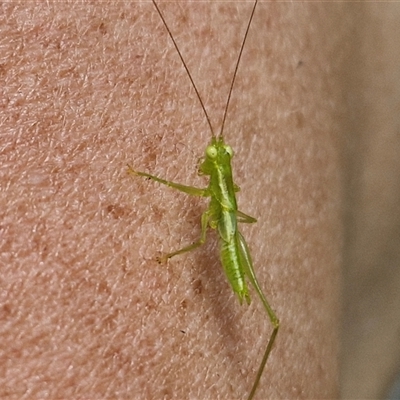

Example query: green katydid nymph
[128,1,279,398]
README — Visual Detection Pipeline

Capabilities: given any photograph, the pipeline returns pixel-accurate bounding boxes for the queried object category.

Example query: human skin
[1,2,349,399]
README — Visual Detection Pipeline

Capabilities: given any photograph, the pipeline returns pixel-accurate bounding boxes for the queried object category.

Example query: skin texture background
[2,1,398,399]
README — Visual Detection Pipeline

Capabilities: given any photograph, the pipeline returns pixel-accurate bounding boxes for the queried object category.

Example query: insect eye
[225,145,233,157]
[206,145,217,159]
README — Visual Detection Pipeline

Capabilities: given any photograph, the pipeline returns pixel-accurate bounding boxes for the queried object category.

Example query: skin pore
[1,2,349,399]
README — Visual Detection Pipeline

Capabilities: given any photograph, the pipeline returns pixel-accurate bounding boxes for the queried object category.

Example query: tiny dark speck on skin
[106,204,126,219]
[192,278,203,295]
[180,299,188,309]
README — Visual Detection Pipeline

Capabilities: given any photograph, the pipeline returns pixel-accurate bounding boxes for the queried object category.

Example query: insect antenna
[152,0,215,138]
[219,0,258,139]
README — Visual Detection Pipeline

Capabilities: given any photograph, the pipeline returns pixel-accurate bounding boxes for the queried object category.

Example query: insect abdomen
[220,236,250,305]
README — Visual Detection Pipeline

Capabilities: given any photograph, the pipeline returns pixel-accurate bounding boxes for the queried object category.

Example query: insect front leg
[127,164,208,197]
[157,209,210,263]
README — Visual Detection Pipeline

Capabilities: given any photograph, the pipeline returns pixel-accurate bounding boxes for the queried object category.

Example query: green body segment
[201,137,251,304]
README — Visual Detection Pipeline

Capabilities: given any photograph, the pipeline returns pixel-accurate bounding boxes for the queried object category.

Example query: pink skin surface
[1,2,349,398]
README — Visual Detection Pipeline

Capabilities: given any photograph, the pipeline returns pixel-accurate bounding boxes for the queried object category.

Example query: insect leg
[128,164,208,197]
[158,209,210,263]
[237,210,257,224]
[237,231,279,400]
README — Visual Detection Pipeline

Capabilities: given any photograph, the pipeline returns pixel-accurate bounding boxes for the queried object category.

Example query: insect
[128,1,279,399]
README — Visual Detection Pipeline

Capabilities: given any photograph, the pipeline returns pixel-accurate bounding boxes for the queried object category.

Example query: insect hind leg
[237,231,279,400]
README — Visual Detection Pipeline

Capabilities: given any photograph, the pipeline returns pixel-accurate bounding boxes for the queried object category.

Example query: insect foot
[155,254,168,264]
